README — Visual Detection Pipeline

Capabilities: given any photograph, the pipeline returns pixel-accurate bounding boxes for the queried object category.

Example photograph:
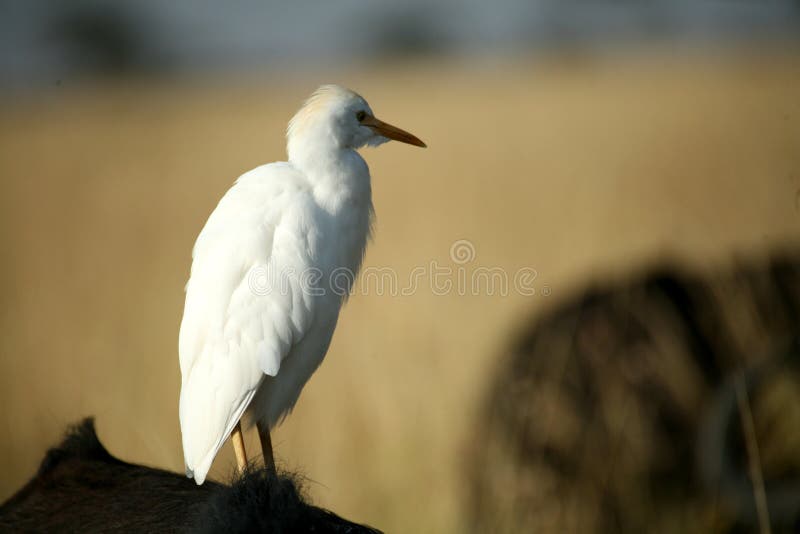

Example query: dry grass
[1,50,799,532]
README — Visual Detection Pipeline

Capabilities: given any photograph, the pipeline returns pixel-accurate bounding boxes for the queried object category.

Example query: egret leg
[257,421,276,474]
[231,422,248,473]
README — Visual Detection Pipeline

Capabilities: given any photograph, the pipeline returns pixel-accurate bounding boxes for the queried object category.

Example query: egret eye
[356,111,367,122]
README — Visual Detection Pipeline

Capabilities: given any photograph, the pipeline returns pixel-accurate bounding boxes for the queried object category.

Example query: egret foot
[257,421,276,475]
[231,422,248,473]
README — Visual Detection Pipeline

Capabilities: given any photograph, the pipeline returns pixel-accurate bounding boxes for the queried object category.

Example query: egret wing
[178,163,318,484]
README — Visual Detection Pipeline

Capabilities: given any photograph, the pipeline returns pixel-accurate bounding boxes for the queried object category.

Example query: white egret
[179,85,425,485]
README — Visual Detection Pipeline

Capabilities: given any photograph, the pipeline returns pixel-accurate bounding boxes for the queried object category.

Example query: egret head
[287,85,425,161]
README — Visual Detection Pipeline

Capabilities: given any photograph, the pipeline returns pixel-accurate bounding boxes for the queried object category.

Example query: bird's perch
[0,418,381,532]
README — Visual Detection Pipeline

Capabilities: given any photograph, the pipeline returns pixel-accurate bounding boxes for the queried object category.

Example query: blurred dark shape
[363,8,450,59]
[46,5,152,78]
[469,251,800,533]
[2,1,800,89]
[0,418,381,533]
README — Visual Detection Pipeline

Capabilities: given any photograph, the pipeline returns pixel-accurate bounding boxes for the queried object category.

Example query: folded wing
[178,163,318,484]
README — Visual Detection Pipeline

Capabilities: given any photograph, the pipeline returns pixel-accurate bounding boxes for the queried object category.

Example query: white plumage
[178,85,425,485]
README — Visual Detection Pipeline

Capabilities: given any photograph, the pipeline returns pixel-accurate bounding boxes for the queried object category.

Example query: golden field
[1,50,799,532]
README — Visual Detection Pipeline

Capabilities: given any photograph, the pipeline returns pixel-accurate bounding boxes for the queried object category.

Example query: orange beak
[361,116,426,148]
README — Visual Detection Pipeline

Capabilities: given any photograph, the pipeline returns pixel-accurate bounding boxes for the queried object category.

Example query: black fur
[0,419,381,533]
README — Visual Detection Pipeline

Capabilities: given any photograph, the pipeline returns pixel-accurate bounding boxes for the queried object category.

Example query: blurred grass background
[1,2,800,532]
[2,51,799,532]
